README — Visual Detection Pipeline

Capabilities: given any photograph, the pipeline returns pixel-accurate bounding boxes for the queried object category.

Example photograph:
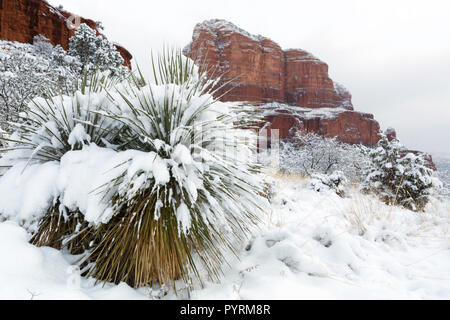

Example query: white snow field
[0,175,448,300]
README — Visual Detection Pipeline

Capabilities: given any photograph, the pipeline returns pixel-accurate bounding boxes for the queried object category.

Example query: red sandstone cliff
[261,105,381,147]
[184,19,380,146]
[0,0,132,66]
[184,19,353,110]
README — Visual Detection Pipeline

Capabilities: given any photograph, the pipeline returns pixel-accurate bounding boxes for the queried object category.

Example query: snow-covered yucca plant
[0,73,123,166]
[0,72,124,248]
[83,50,267,289]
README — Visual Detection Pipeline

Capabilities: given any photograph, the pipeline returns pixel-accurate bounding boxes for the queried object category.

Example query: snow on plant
[0,43,62,125]
[69,23,126,76]
[0,49,267,289]
[0,45,266,289]
[0,38,80,132]
[309,171,347,197]
[0,72,123,167]
[81,50,268,289]
[279,133,371,181]
[0,72,124,247]
[362,135,435,212]
[0,28,128,133]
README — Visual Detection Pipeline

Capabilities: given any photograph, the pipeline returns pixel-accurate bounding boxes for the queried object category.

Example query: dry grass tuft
[269,171,309,184]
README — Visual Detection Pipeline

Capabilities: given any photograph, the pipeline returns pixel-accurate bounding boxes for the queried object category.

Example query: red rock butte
[184,19,381,146]
[0,0,132,67]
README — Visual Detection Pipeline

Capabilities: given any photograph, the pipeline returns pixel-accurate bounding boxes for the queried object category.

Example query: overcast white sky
[49,0,450,155]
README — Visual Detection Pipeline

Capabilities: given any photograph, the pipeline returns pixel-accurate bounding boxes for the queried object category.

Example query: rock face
[0,0,132,66]
[185,19,352,110]
[385,127,398,142]
[184,19,381,146]
[261,105,381,147]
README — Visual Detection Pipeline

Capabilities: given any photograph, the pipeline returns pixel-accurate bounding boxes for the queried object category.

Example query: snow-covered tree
[68,23,125,75]
[0,48,53,123]
[362,135,434,211]
[51,44,82,77]
[0,25,129,133]
[0,41,79,129]
[279,133,370,181]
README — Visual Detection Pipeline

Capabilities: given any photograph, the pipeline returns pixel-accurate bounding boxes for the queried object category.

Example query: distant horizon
[434,152,450,161]
[48,0,450,155]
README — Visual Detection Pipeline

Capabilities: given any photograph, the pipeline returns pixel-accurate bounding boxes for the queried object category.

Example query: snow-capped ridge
[195,19,269,43]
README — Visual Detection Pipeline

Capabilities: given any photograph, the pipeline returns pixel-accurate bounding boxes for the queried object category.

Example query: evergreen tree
[362,135,434,211]
[396,153,435,211]
[68,23,124,74]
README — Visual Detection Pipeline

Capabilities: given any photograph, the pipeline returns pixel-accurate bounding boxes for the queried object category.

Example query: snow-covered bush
[0,39,80,130]
[309,171,347,197]
[69,23,125,76]
[362,136,434,212]
[0,73,122,166]
[0,50,267,290]
[0,26,128,133]
[33,35,55,56]
[0,42,62,124]
[279,133,370,181]
[0,127,6,148]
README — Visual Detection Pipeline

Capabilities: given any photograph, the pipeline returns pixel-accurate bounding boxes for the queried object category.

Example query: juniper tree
[68,23,125,75]
[362,135,434,211]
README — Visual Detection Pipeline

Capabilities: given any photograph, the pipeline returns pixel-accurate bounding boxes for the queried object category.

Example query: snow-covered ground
[0,174,448,300]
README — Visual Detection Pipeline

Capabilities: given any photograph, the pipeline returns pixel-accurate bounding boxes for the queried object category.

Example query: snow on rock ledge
[184,19,384,146]
[260,103,381,146]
